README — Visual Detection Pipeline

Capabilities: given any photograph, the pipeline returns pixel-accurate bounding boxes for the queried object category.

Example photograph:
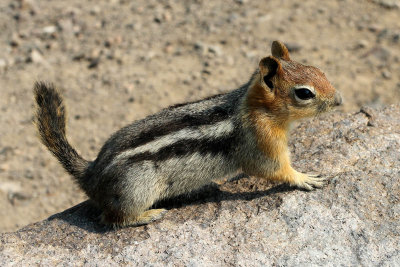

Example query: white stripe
[115,119,234,161]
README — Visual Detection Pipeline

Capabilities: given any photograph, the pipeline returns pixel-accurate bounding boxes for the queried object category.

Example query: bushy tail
[34,82,89,186]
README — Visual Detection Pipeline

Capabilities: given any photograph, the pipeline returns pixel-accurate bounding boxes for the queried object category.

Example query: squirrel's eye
[294,88,315,100]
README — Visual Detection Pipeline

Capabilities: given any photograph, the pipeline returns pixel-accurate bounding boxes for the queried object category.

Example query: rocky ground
[1,104,399,265]
[0,0,399,233]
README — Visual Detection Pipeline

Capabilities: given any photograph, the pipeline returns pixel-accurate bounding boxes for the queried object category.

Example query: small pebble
[42,25,57,34]
[88,58,100,69]
[208,45,223,56]
[0,58,7,70]
[382,70,391,79]
[285,42,302,53]
[356,40,369,49]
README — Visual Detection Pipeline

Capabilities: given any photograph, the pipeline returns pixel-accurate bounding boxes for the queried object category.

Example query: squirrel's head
[248,41,342,122]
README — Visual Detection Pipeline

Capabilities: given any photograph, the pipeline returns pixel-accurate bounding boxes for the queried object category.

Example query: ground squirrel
[34,41,342,227]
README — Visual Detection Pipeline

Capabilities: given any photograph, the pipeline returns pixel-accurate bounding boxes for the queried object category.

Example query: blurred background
[0,0,399,233]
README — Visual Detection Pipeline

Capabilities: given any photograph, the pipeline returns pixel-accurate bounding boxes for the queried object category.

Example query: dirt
[0,0,399,233]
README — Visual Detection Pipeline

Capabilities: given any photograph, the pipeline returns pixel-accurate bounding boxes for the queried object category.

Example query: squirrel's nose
[334,92,342,106]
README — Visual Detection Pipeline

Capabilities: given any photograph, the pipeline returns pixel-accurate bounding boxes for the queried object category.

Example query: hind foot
[132,208,168,226]
[101,208,167,229]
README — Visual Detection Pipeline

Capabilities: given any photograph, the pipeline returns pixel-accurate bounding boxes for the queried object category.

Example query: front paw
[292,172,326,191]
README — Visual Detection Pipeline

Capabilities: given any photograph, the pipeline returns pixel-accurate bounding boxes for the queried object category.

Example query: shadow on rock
[48,174,294,233]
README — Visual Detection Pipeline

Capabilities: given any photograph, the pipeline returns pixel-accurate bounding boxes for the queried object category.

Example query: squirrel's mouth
[316,102,331,115]
[316,97,341,116]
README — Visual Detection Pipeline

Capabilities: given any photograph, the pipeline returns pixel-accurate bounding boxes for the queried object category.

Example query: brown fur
[242,41,341,187]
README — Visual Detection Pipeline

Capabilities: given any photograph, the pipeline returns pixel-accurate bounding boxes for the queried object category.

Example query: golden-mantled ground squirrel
[34,41,342,227]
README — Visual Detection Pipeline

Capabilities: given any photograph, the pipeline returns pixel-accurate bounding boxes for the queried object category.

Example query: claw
[301,182,314,191]
[309,176,326,188]
[307,173,322,178]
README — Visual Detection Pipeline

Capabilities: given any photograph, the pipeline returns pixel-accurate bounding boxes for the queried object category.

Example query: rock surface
[0,105,399,266]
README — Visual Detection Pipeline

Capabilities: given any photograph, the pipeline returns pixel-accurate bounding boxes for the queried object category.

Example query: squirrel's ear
[259,56,282,90]
[271,40,290,61]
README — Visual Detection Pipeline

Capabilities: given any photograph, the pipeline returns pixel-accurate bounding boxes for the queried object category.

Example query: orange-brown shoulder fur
[240,41,341,190]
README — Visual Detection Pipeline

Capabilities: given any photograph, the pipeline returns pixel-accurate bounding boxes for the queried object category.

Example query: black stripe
[167,93,224,109]
[92,105,233,172]
[124,133,237,166]
[123,105,232,152]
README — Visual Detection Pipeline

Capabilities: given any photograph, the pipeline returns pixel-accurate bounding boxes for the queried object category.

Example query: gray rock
[1,105,400,266]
